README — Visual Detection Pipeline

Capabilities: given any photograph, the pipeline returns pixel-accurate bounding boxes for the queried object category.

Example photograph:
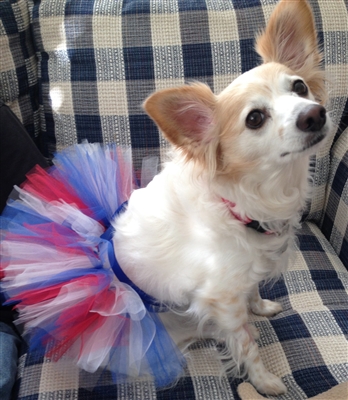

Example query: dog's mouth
[280,132,326,158]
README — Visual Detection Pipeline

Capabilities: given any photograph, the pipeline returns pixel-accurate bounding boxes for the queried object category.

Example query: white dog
[112,0,331,395]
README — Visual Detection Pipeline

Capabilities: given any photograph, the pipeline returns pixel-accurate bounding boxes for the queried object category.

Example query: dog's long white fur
[112,0,332,395]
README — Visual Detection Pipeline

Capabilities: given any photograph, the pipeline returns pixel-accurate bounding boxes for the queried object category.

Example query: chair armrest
[320,127,348,268]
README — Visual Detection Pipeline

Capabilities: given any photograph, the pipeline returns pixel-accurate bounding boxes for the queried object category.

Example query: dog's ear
[144,83,219,171]
[256,0,326,104]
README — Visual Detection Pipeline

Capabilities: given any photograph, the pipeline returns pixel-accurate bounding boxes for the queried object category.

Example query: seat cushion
[15,221,348,400]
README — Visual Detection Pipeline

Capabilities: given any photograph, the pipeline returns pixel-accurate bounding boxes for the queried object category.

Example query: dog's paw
[253,372,287,396]
[251,299,283,317]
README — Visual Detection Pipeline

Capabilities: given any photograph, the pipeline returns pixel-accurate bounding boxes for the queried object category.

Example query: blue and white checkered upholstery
[1,1,347,399]
[26,0,348,225]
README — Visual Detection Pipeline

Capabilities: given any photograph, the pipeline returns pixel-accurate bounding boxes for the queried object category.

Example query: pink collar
[221,198,273,235]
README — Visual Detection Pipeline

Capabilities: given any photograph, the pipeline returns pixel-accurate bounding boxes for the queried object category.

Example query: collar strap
[221,198,273,235]
[100,202,168,312]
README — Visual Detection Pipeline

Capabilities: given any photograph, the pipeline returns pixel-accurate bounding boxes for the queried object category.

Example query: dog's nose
[296,105,326,132]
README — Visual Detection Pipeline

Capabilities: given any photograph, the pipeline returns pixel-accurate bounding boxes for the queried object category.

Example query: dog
[112,0,332,395]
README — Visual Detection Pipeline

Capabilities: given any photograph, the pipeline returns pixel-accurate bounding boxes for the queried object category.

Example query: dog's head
[144,0,331,180]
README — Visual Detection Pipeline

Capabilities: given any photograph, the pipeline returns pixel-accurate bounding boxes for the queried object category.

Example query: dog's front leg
[229,323,287,395]
[249,284,283,317]
[193,294,287,395]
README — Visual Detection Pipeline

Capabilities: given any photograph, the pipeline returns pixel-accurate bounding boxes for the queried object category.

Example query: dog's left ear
[144,83,219,172]
[256,0,326,104]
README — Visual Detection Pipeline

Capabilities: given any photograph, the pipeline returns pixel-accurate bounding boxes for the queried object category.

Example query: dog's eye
[292,80,308,96]
[246,110,265,129]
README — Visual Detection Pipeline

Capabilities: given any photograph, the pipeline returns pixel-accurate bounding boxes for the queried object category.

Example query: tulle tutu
[0,143,185,387]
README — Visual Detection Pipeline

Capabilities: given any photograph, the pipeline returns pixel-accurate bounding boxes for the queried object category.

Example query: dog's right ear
[143,83,219,171]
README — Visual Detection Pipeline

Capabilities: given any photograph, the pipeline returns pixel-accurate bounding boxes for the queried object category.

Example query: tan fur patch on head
[212,65,290,180]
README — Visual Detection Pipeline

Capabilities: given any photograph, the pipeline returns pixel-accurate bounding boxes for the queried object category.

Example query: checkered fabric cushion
[321,126,348,268]
[14,221,348,400]
[26,0,348,225]
[0,0,40,145]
